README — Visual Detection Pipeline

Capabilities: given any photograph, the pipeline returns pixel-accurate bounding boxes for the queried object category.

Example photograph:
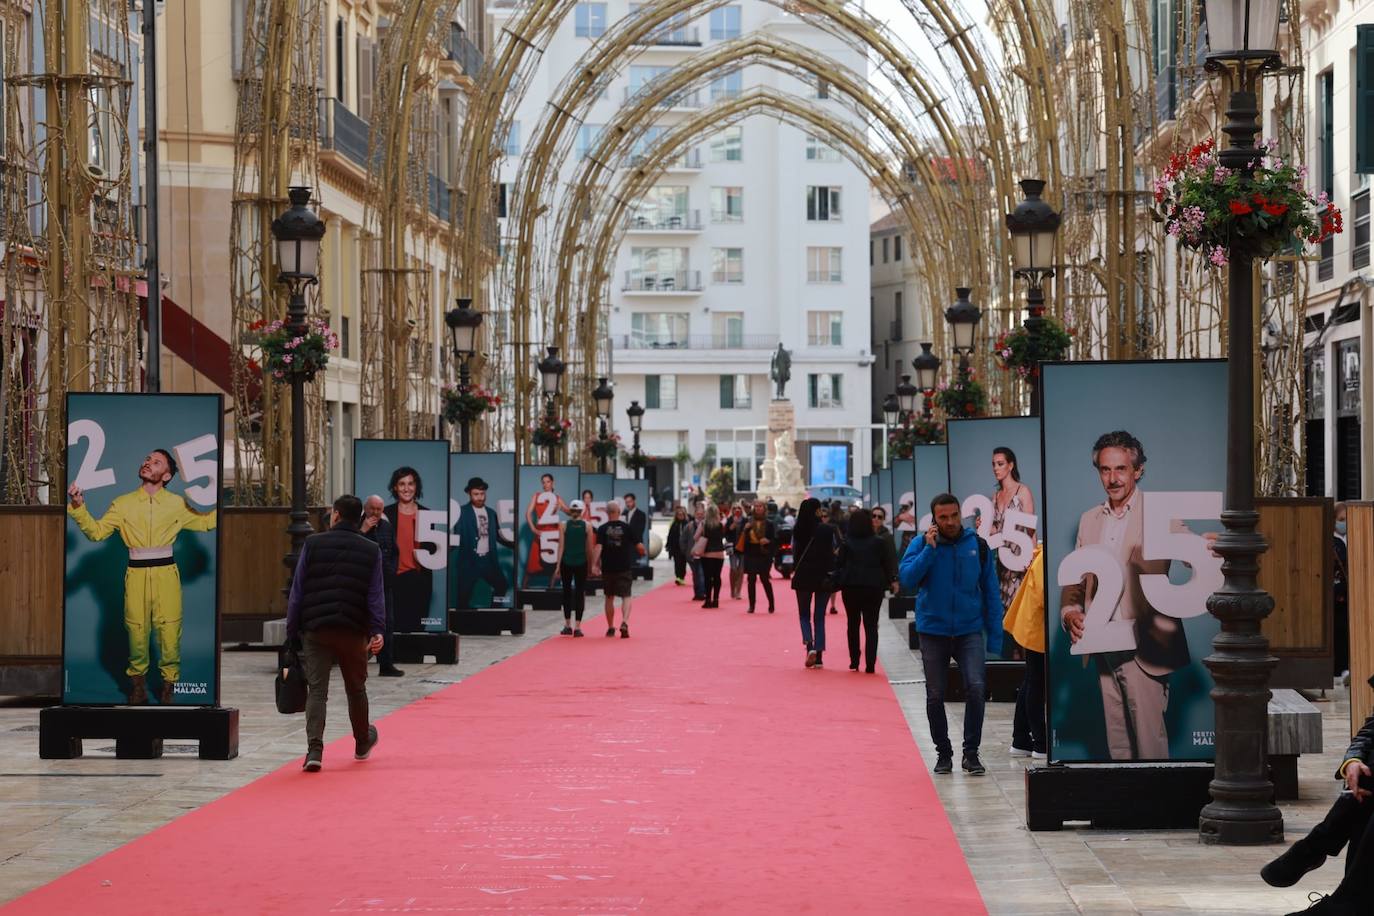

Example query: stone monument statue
[756,429,807,509]
[770,344,791,400]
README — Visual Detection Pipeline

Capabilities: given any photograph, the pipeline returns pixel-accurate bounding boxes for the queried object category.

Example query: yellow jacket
[1002,545,1045,653]
[69,486,216,549]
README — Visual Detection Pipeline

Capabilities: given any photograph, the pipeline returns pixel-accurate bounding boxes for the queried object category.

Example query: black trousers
[1012,650,1047,753]
[561,563,587,620]
[842,587,884,670]
[701,557,724,603]
[376,588,396,668]
[672,554,688,580]
[1297,789,1374,905]
[454,553,510,610]
[746,570,774,609]
[393,570,430,632]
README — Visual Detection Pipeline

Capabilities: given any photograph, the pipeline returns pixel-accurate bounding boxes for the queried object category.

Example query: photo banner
[450,452,517,611]
[518,466,580,590]
[877,467,893,522]
[862,473,876,507]
[890,458,917,555]
[578,472,615,527]
[1042,360,1226,764]
[354,439,451,632]
[946,417,1045,659]
[63,393,223,706]
[913,444,951,530]
[616,478,653,567]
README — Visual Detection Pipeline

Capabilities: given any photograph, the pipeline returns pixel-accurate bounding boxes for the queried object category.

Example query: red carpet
[7,579,984,914]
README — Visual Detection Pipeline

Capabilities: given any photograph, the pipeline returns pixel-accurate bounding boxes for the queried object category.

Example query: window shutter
[358,37,374,121]
[720,375,733,408]
[231,0,246,78]
[646,375,661,409]
[1358,25,1374,174]
[808,374,818,408]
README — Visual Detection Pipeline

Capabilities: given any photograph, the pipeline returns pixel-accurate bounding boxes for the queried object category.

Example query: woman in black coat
[666,505,691,586]
[834,507,899,673]
[791,498,837,668]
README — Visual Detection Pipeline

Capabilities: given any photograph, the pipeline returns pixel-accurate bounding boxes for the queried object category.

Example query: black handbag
[275,644,308,714]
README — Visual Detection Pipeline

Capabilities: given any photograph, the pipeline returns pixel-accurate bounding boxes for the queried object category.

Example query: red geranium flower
[1229,200,1253,215]
[1263,202,1288,217]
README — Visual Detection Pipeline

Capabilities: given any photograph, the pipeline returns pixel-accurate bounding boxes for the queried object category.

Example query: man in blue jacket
[899,492,1003,776]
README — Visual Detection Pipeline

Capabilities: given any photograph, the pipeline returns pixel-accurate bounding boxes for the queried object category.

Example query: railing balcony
[621,270,703,293]
[429,173,453,223]
[318,97,371,170]
[625,210,703,232]
[625,149,702,171]
[614,333,775,350]
[448,25,483,77]
[634,26,701,47]
[708,87,743,102]
[623,86,702,109]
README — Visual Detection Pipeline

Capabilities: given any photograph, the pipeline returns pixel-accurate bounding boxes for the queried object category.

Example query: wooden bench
[1268,688,1323,800]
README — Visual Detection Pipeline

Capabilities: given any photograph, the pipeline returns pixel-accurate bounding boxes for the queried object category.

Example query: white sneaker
[1009,746,1031,758]
[1031,750,1047,760]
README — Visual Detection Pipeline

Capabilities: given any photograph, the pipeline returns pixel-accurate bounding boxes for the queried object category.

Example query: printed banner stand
[577,473,616,595]
[516,465,580,610]
[449,452,526,637]
[355,440,459,665]
[616,478,654,581]
[40,393,239,761]
[1025,360,1226,831]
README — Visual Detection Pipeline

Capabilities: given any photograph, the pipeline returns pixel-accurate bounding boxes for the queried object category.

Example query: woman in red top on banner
[384,466,434,632]
[522,473,571,588]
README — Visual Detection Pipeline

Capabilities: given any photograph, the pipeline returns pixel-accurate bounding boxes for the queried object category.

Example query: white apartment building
[868,210,931,423]
[494,1,874,501]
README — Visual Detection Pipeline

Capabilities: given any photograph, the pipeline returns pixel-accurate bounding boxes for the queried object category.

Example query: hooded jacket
[898,525,1003,654]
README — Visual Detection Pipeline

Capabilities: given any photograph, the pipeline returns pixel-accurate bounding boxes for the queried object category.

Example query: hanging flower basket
[888,417,944,458]
[622,450,651,472]
[585,432,623,460]
[442,384,500,426]
[994,318,1075,380]
[935,371,987,419]
[530,416,573,448]
[248,317,337,383]
[1150,137,1343,267]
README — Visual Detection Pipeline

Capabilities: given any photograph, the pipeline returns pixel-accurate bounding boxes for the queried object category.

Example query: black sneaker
[354,725,379,761]
[1262,839,1326,888]
[933,753,953,775]
[303,751,322,772]
[606,627,616,637]
[560,625,573,636]
[620,623,630,639]
[378,666,405,677]
[961,752,986,776]
[1286,893,1358,915]
[573,628,584,638]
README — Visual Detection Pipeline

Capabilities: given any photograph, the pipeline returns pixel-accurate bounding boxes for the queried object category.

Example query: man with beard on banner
[454,477,515,610]
[67,449,217,705]
[1059,430,1185,761]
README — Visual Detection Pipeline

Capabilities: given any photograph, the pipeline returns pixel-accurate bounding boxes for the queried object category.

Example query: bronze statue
[770,344,791,399]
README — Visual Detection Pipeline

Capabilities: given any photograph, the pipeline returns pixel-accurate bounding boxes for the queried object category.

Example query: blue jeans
[796,589,830,651]
[690,558,706,598]
[918,632,987,757]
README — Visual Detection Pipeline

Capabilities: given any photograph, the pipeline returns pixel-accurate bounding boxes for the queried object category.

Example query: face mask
[1335,520,1347,536]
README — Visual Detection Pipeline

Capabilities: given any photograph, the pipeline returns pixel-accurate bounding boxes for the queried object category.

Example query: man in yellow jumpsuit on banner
[67,449,217,705]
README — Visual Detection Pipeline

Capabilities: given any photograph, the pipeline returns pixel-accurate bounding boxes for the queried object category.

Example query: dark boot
[1262,839,1328,888]
[159,681,174,704]
[127,675,148,705]
[1284,893,1358,916]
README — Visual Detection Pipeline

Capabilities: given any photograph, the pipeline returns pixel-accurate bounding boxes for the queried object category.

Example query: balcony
[429,173,453,223]
[625,149,703,171]
[623,86,702,110]
[614,333,775,350]
[634,26,701,47]
[625,210,703,233]
[448,25,483,77]
[318,97,371,170]
[621,270,703,293]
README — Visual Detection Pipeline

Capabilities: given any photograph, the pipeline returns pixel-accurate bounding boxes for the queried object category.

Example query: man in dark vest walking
[287,494,385,771]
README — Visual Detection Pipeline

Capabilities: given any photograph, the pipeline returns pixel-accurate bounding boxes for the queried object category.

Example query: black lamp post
[912,341,942,421]
[270,186,325,592]
[445,297,483,453]
[1006,179,1062,416]
[536,346,565,465]
[1197,0,1284,847]
[626,400,645,478]
[592,376,615,473]
[944,287,982,381]
[881,393,899,468]
[895,374,919,426]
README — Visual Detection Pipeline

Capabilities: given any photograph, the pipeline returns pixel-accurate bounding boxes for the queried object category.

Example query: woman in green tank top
[554,501,594,636]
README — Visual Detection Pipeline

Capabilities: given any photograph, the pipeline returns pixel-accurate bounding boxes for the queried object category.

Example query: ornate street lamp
[895,374,919,420]
[445,297,483,453]
[1197,0,1284,847]
[1006,178,1062,416]
[269,186,325,591]
[944,287,982,379]
[912,341,942,420]
[626,400,645,479]
[536,346,565,464]
[592,376,615,473]
[880,393,899,469]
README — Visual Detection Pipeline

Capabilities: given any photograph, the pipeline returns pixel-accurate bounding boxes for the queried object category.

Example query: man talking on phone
[286,494,385,772]
[1261,675,1374,915]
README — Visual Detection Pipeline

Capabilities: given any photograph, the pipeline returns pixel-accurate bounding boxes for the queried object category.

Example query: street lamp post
[1005,179,1062,416]
[895,374,919,427]
[881,393,899,468]
[445,297,483,454]
[626,400,645,479]
[592,376,615,474]
[944,287,982,380]
[912,341,942,421]
[536,346,566,466]
[1198,0,1284,846]
[270,186,326,591]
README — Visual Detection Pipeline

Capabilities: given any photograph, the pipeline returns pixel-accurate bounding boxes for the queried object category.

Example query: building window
[869,240,873,265]
[710,186,743,222]
[808,373,843,408]
[806,186,842,222]
[894,235,903,260]
[892,292,903,340]
[335,18,346,101]
[805,134,841,162]
[713,312,744,347]
[575,123,603,160]
[720,374,751,409]
[631,312,689,347]
[504,120,521,157]
[1318,69,1335,281]
[1353,188,1371,270]
[646,374,677,409]
[497,183,509,218]
[1357,25,1374,174]
[709,126,743,162]
[712,247,744,284]
[709,6,741,40]
[807,311,843,347]
[709,69,742,102]
[813,78,831,99]
[882,237,889,261]
[806,246,842,283]
[575,3,607,38]
[633,185,690,225]
[341,315,351,359]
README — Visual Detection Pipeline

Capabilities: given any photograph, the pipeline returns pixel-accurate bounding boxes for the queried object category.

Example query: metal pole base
[1198,797,1284,845]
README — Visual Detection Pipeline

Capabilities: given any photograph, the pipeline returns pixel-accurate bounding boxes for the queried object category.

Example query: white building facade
[494,1,874,503]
